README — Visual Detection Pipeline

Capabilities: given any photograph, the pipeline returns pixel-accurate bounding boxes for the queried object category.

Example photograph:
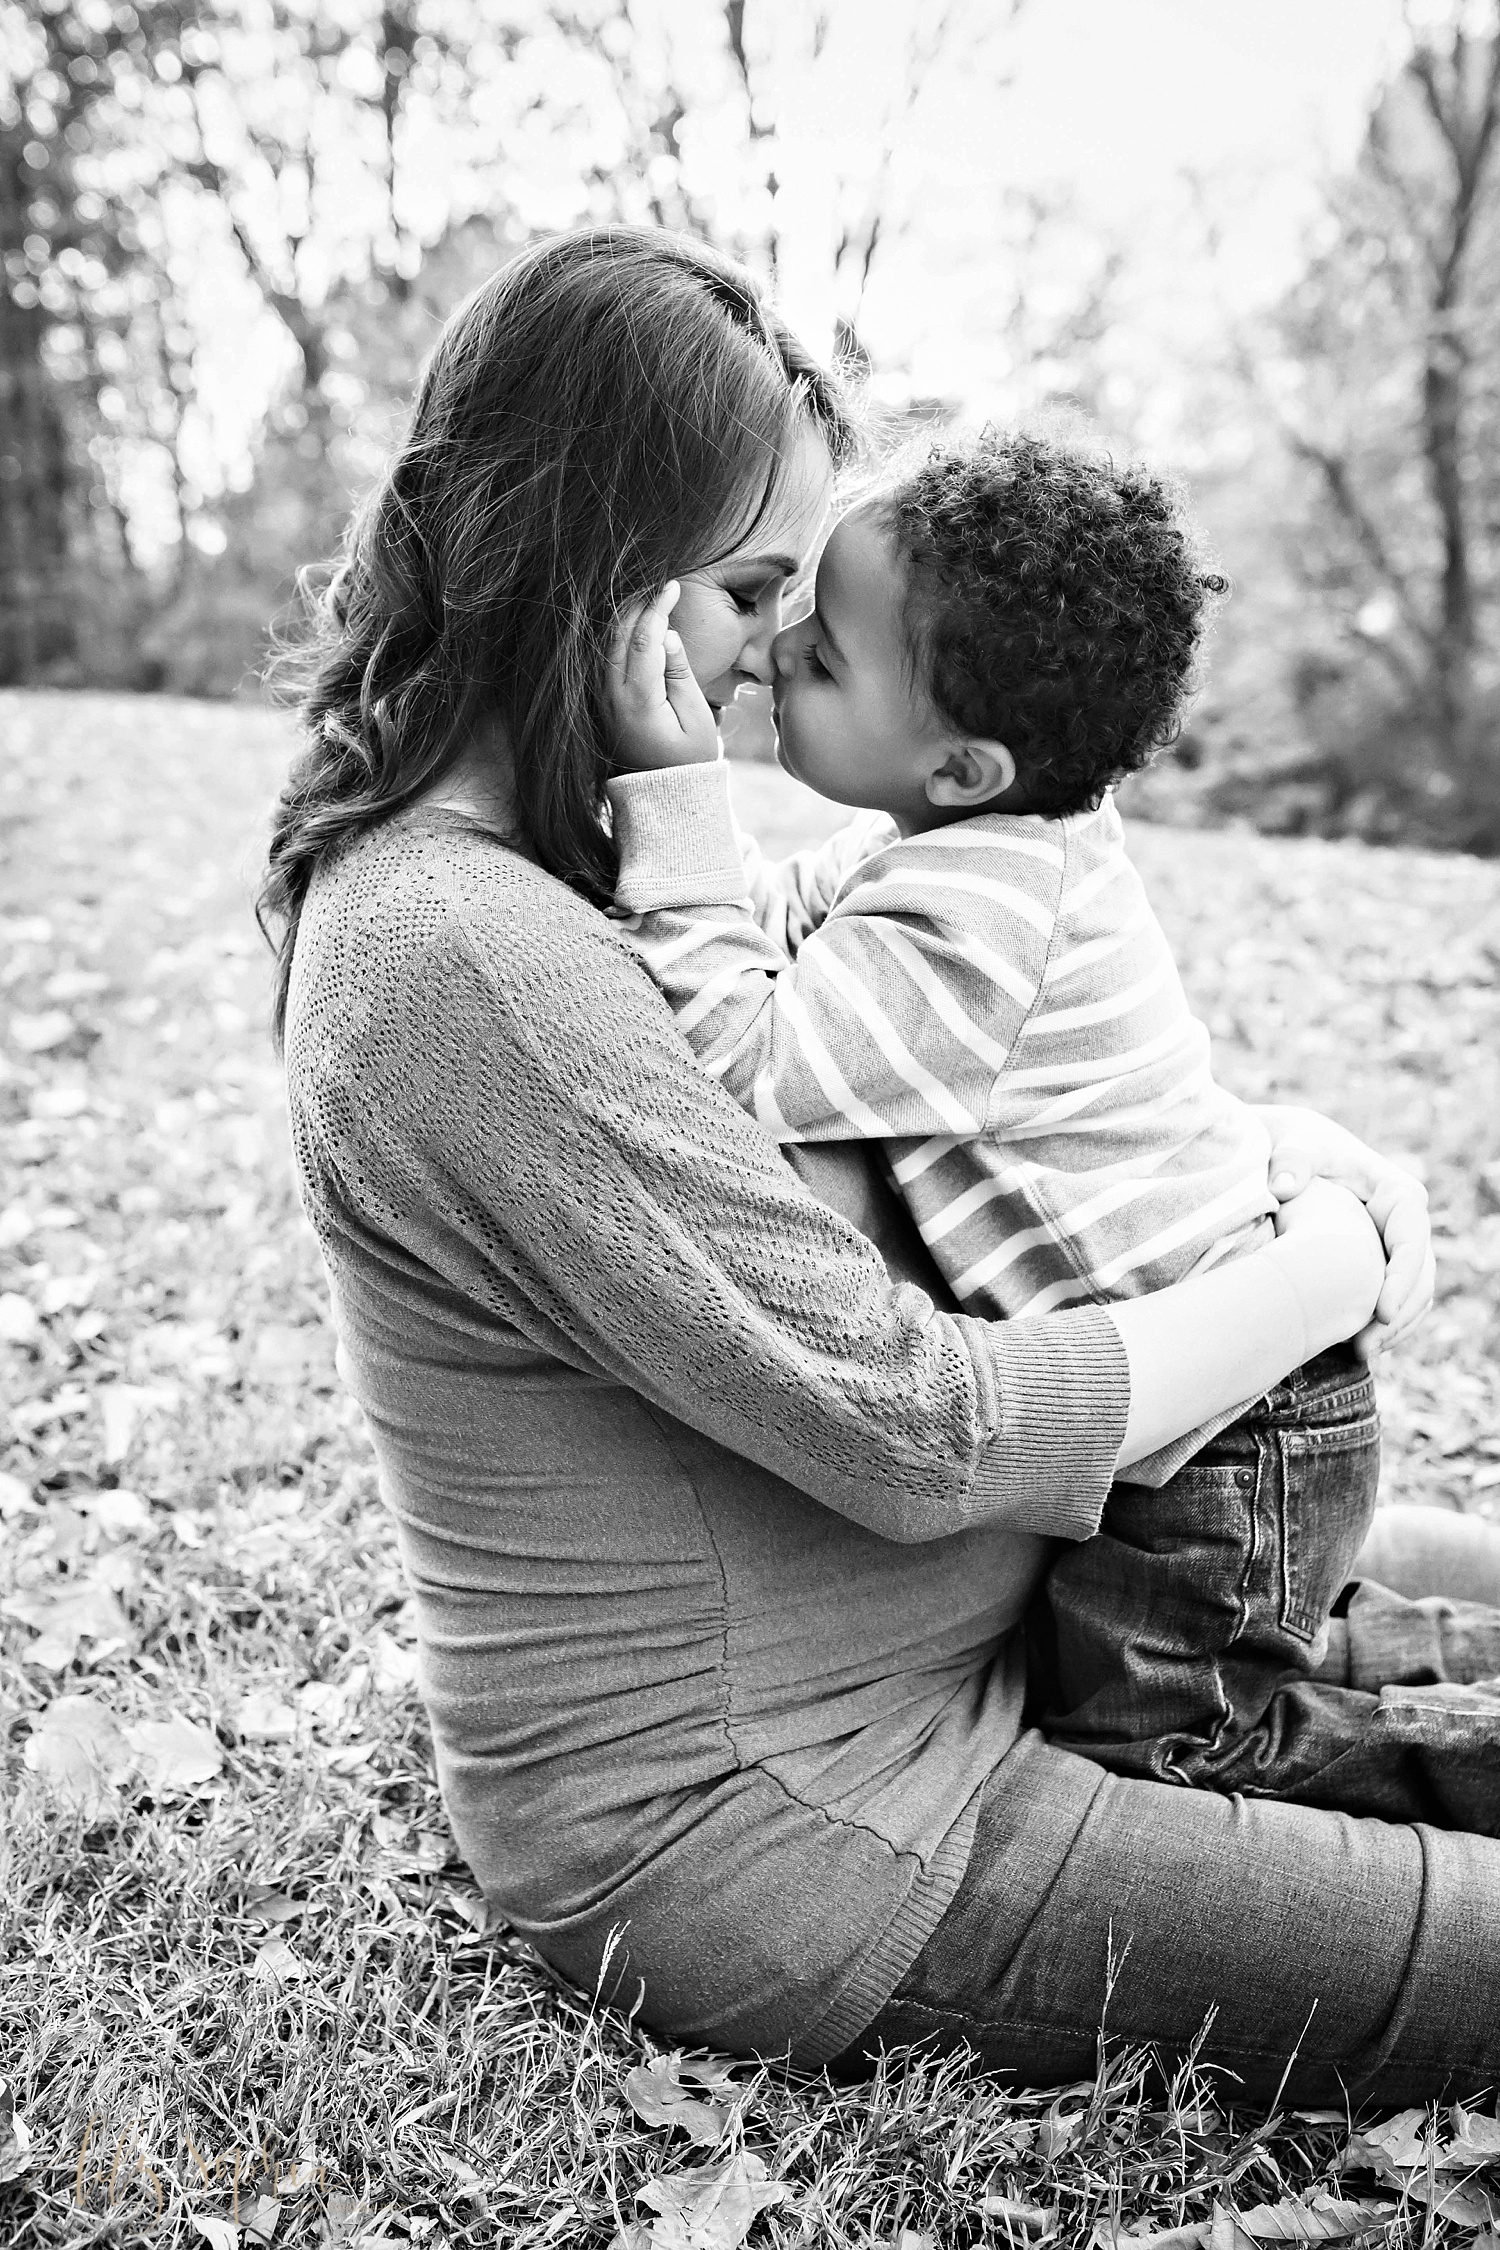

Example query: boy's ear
[925,737,1018,810]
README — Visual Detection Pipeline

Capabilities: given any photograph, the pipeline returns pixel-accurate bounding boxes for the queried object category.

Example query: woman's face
[669,425,835,715]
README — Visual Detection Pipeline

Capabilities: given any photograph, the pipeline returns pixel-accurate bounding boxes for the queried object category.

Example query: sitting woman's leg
[847,1730,1500,2103]
[1354,1501,1500,1607]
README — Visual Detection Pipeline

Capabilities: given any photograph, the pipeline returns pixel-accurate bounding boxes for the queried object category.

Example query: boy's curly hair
[881,429,1227,816]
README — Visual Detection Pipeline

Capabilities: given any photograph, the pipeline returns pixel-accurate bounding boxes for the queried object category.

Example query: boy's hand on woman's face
[606,583,722,773]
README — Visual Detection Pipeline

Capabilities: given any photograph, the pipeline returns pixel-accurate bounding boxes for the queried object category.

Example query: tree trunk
[0,122,77,682]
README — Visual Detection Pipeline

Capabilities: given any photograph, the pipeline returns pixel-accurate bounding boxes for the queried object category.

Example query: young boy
[601,431,1436,1815]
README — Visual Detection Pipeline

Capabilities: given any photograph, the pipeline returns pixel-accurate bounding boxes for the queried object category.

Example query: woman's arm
[320,845,1383,1547]
[1107,1178,1386,1468]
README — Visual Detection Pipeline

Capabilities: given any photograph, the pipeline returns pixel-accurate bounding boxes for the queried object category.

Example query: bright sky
[133,0,1430,545]
[770,0,1416,423]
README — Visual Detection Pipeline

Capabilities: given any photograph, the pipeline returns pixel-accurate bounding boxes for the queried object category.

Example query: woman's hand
[1256,1104,1435,1361]
[606,583,721,773]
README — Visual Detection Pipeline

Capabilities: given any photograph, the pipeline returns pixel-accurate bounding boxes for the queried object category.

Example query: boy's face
[771,506,961,826]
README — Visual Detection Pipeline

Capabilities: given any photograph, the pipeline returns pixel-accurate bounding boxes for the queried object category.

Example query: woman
[263,226,1500,2098]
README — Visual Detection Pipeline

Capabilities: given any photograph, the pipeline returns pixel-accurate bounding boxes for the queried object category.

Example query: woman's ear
[925,738,1018,810]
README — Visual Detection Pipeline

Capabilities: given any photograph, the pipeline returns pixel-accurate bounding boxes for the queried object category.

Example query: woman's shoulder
[308,809,620,965]
[291,810,655,1059]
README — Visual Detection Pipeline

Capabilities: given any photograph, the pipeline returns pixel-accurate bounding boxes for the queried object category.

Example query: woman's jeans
[846,1513,1500,2103]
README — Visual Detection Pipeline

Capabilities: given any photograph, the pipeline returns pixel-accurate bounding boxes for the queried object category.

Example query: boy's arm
[734,811,892,956]
[602,580,890,955]
[606,761,1060,1142]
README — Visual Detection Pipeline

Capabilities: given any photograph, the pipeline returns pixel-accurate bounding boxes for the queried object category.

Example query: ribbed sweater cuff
[968,1304,1130,1542]
[607,762,746,913]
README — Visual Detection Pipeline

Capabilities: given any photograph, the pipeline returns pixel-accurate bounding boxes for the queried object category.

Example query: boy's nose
[770,623,797,678]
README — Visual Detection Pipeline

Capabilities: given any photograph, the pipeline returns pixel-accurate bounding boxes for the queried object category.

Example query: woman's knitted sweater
[284,806,1130,2065]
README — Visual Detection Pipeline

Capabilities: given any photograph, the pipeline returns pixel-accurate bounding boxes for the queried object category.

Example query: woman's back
[284,807,1084,2061]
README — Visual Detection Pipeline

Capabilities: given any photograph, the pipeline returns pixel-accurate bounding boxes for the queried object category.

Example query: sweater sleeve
[608,759,886,955]
[607,761,1062,1144]
[299,835,1127,1547]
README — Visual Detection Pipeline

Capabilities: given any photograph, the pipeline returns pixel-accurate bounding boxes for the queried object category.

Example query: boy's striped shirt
[607,761,1275,1483]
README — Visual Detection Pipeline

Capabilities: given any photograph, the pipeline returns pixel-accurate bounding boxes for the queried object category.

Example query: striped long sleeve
[610,763,1060,1144]
[607,761,1275,1483]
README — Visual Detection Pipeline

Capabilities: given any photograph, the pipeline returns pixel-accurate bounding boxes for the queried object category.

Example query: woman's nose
[737,620,776,685]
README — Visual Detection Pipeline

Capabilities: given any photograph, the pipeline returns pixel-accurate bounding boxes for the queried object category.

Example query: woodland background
[4,0,1500,853]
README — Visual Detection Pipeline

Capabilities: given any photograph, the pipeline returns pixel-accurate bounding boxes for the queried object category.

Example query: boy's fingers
[609,599,652,683]
[1268,1145,1314,1201]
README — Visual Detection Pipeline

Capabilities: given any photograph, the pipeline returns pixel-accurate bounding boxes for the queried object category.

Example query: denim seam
[877,1996,1456,2073]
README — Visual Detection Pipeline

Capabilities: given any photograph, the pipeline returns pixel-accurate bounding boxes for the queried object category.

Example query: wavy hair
[259,226,855,1042]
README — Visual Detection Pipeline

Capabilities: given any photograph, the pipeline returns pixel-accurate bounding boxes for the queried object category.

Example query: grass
[2,688,1500,2250]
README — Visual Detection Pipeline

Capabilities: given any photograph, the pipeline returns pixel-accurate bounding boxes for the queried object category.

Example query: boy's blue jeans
[1036,1344,1500,1825]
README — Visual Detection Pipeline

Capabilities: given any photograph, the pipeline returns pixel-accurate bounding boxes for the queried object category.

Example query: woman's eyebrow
[728,552,801,579]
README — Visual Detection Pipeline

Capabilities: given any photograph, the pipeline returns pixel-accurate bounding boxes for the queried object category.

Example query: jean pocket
[1277,1412,1381,1641]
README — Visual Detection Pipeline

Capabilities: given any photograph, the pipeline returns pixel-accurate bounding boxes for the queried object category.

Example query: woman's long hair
[259,225,857,1044]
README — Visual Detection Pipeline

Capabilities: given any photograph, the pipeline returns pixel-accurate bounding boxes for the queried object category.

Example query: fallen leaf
[193,2215,241,2250]
[1448,2107,1500,2163]
[23,1696,135,1820]
[1409,2177,1500,2227]
[1091,2226,1206,2250]
[1038,2108,1084,2158]
[242,2193,280,2242]
[1233,2192,1396,2240]
[31,1082,90,1120]
[81,1487,151,1538]
[433,2150,488,2210]
[636,2149,786,2248]
[625,2055,736,2147]
[326,1743,378,1773]
[100,1382,178,1463]
[0,1471,35,1518]
[984,2192,1052,2231]
[296,1679,348,1732]
[0,2080,35,2184]
[236,1691,299,1741]
[10,1009,76,1053]
[0,1293,41,1347]
[9,1380,89,1436]
[367,1631,418,1695]
[1349,2109,1430,2173]
[3,1573,132,1668]
[250,1938,307,1986]
[243,1887,303,1926]
[124,1714,223,1793]
[45,969,109,1002]
[675,2058,740,2092]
